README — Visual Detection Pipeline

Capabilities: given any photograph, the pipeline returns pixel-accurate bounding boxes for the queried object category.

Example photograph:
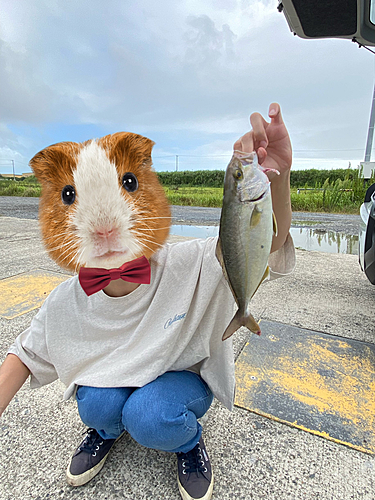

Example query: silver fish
[217,151,276,340]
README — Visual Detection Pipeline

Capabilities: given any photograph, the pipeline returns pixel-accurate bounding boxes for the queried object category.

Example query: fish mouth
[251,191,267,202]
[242,190,268,203]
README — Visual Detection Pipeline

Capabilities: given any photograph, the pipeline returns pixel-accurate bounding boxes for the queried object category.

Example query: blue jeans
[76,371,214,454]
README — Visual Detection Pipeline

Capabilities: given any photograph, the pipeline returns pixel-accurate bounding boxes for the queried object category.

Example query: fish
[217,150,277,341]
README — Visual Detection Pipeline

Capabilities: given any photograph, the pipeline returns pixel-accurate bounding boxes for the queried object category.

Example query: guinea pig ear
[135,135,155,159]
[29,143,78,183]
[109,132,155,164]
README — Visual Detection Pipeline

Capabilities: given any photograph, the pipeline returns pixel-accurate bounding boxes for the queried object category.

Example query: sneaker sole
[177,471,214,500]
[66,432,125,487]
[66,453,109,487]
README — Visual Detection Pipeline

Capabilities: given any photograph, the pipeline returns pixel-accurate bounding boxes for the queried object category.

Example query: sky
[1,0,375,175]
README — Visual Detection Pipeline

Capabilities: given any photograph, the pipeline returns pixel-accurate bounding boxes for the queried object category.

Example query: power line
[153,154,230,159]
[0,159,29,168]
[155,149,369,158]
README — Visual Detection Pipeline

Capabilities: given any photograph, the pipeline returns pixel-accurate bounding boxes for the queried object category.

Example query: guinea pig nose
[96,228,114,237]
[109,269,122,281]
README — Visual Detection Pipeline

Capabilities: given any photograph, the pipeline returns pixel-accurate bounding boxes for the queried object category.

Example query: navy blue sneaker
[66,428,122,486]
[177,436,213,500]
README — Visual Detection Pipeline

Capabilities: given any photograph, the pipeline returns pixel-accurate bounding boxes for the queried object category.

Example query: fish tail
[222,310,261,341]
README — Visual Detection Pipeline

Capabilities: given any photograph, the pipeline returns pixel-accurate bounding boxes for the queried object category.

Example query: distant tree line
[156,168,360,188]
[289,169,358,188]
[157,170,225,187]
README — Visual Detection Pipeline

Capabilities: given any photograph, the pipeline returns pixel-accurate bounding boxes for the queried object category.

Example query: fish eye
[233,168,243,180]
[61,185,76,205]
[122,172,139,192]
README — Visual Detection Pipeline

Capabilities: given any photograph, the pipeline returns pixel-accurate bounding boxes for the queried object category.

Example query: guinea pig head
[30,132,171,272]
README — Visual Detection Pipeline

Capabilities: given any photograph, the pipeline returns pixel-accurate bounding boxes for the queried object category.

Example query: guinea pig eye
[61,185,76,205]
[122,172,138,193]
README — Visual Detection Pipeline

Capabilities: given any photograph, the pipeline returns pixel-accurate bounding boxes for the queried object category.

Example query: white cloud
[0,0,374,172]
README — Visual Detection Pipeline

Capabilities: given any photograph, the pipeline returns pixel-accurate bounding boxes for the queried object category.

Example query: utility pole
[365,82,375,162]
[175,155,179,172]
[12,160,15,180]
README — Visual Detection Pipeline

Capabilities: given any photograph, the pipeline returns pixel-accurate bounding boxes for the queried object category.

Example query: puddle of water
[290,227,358,255]
[171,225,219,239]
[170,225,359,255]
[292,219,324,226]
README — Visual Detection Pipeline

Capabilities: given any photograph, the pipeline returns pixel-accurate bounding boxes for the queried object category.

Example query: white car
[278,0,375,284]
[359,184,375,284]
[278,0,375,47]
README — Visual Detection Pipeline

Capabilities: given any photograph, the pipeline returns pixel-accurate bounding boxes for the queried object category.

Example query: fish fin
[273,212,278,236]
[250,265,270,300]
[250,206,262,228]
[222,310,243,340]
[246,313,262,335]
[222,311,261,341]
[215,237,225,268]
[260,265,270,285]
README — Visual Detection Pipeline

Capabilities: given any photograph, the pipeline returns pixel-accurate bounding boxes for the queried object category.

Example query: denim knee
[76,386,133,439]
[123,395,201,453]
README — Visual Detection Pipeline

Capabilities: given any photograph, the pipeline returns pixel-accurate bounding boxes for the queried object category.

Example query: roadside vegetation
[0,175,41,197]
[1,167,374,213]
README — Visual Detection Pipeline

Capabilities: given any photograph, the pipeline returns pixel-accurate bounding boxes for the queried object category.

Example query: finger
[249,112,269,149]
[233,131,255,153]
[268,102,283,125]
[257,147,267,165]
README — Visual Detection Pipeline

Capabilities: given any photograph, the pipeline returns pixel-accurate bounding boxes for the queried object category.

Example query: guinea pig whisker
[65,245,83,268]
[53,249,76,264]
[131,229,164,246]
[44,234,74,243]
[135,226,171,231]
[47,240,77,252]
[48,245,76,261]
[140,243,155,254]
[75,247,86,268]
[136,236,165,249]
[135,216,175,220]
[139,241,162,255]
[47,234,81,266]
[60,246,79,264]
[47,236,79,253]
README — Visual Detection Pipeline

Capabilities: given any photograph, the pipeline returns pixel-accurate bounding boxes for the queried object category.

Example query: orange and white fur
[30,132,171,272]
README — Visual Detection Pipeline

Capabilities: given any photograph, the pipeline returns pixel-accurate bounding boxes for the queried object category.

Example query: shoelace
[78,428,104,457]
[180,443,208,476]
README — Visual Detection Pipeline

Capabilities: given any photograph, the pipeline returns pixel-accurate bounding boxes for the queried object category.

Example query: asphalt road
[0,196,362,236]
[0,198,374,500]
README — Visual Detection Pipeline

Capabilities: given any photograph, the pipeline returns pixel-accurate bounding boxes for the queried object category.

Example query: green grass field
[163,186,223,207]
[0,177,41,197]
[0,176,366,213]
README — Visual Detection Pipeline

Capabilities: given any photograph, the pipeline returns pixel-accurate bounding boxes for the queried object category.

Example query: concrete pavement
[0,215,374,500]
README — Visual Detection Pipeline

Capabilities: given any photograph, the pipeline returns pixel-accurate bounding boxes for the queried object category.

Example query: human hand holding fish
[233,102,292,179]
[218,103,293,341]
[236,103,293,253]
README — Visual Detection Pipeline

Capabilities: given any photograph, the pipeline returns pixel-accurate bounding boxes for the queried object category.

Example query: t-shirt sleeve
[268,232,296,280]
[7,304,58,389]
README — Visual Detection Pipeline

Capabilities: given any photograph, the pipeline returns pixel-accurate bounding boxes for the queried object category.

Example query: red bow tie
[78,256,151,296]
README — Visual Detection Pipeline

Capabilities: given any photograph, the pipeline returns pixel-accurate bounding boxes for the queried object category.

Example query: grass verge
[0,178,366,213]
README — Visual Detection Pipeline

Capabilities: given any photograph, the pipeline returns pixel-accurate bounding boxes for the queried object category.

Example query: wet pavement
[0,205,374,500]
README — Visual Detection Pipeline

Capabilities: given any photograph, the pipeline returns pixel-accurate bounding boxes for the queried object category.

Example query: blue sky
[0,0,374,175]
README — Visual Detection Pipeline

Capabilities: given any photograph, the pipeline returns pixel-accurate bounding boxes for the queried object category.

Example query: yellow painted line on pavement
[0,270,70,319]
[235,320,375,454]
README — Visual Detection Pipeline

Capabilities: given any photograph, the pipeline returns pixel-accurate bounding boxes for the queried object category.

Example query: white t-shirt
[9,236,295,410]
